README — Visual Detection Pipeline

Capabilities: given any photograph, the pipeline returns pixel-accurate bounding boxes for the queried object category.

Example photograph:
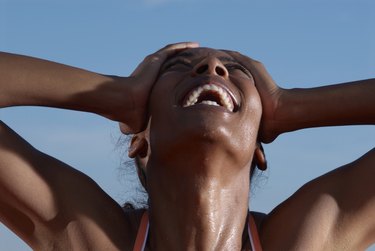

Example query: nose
[192,57,229,78]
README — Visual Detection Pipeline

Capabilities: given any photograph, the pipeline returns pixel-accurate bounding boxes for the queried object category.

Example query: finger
[119,121,146,135]
[119,122,132,135]
[227,51,275,91]
[226,51,260,76]
[156,41,200,58]
[131,42,199,77]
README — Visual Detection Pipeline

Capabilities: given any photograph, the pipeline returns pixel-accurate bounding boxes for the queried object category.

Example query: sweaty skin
[0,44,374,251]
[139,48,263,250]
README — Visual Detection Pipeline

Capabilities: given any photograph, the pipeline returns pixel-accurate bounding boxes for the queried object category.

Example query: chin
[149,103,258,166]
[150,120,253,169]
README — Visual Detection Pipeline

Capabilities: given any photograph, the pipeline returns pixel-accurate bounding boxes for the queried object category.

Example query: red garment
[133,211,263,251]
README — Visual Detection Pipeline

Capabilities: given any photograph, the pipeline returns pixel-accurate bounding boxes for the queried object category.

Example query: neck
[147,154,251,251]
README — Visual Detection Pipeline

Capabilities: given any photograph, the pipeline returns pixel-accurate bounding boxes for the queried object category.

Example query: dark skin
[138,48,262,250]
[1,43,375,250]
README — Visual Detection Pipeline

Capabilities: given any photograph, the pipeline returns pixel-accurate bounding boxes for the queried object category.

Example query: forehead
[164,47,236,65]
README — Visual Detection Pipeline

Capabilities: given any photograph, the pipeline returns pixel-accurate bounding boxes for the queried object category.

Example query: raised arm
[0,42,198,133]
[230,52,375,250]
[266,78,375,141]
[0,42,199,249]
[0,120,132,249]
[228,52,375,143]
[0,52,126,118]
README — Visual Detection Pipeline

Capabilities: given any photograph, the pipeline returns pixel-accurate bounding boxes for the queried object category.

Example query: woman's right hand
[118,42,199,134]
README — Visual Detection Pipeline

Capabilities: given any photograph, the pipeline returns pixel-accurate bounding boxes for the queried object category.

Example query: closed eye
[225,63,252,78]
[162,59,192,73]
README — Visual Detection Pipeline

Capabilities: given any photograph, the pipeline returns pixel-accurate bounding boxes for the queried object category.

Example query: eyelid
[225,63,252,78]
[163,59,192,71]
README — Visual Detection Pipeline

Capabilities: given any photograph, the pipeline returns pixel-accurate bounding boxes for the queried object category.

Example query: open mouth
[182,84,237,112]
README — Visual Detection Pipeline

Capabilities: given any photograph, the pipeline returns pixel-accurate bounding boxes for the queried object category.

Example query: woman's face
[138,48,262,169]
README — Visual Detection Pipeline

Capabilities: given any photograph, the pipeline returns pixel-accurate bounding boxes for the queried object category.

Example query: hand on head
[119,42,199,134]
[120,43,283,144]
[227,51,284,143]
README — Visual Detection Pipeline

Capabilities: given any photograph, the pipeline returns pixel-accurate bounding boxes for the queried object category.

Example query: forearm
[275,79,375,134]
[0,52,130,119]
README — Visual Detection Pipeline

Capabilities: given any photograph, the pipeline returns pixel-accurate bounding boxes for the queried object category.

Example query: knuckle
[145,54,162,63]
[253,59,263,66]
[158,43,177,53]
[165,43,177,49]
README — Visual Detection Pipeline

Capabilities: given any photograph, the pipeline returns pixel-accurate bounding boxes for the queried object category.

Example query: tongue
[197,92,222,106]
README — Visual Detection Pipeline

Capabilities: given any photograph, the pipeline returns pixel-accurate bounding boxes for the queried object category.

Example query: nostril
[196,65,208,74]
[215,66,226,76]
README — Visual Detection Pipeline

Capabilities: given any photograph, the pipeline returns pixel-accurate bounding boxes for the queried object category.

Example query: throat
[147,166,251,251]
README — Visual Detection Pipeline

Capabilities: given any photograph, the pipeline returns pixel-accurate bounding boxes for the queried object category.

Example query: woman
[0,42,374,250]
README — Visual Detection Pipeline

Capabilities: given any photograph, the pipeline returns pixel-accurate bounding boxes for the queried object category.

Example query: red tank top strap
[248,212,263,251]
[133,210,262,251]
[133,210,149,251]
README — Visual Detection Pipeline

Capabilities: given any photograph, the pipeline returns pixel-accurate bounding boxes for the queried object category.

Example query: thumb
[131,42,199,79]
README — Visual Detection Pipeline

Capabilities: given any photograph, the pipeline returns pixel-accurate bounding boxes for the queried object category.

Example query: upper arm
[332,148,375,249]
[0,121,59,232]
[261,148,375,251]
[0,121,130,249]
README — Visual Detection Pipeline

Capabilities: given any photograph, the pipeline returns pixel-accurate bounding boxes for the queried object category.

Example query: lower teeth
[199,100,220,106]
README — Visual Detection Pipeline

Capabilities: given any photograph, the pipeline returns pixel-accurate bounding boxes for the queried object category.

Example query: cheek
[238,79,262,120]
[148,78,178,142]
[238,88,262,144]
[249,93,262,119]
[245,94,262,132]
[148,80,169,114]
[149,74,182,112]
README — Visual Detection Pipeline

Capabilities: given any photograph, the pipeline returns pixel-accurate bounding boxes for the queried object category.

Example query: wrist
[262,88,295,142]
[101,76,135,122]
[115,76,148,132]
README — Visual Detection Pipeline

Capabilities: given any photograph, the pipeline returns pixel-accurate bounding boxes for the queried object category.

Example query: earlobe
[254,145,267,171]
[128,135,149,159]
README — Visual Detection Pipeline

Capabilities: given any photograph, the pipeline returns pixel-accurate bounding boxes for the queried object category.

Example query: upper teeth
[182,84,234,112]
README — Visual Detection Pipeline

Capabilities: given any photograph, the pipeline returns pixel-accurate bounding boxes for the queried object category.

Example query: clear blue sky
[1,0,374,250]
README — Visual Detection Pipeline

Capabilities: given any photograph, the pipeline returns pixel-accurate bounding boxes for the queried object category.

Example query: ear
[254,144,267,171]
[128,134,149,159]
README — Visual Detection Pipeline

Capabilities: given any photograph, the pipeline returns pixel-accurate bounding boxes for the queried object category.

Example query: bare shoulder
[0,121,137,250]
[260,148,375,251]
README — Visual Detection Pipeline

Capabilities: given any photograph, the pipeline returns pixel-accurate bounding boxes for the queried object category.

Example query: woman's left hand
[227,51,285,143]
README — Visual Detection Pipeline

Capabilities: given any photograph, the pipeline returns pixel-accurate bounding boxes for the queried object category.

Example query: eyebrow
[162,53,251,77]
[164,53,238,67]
[164,51,194,64]
[217,56,238,64]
